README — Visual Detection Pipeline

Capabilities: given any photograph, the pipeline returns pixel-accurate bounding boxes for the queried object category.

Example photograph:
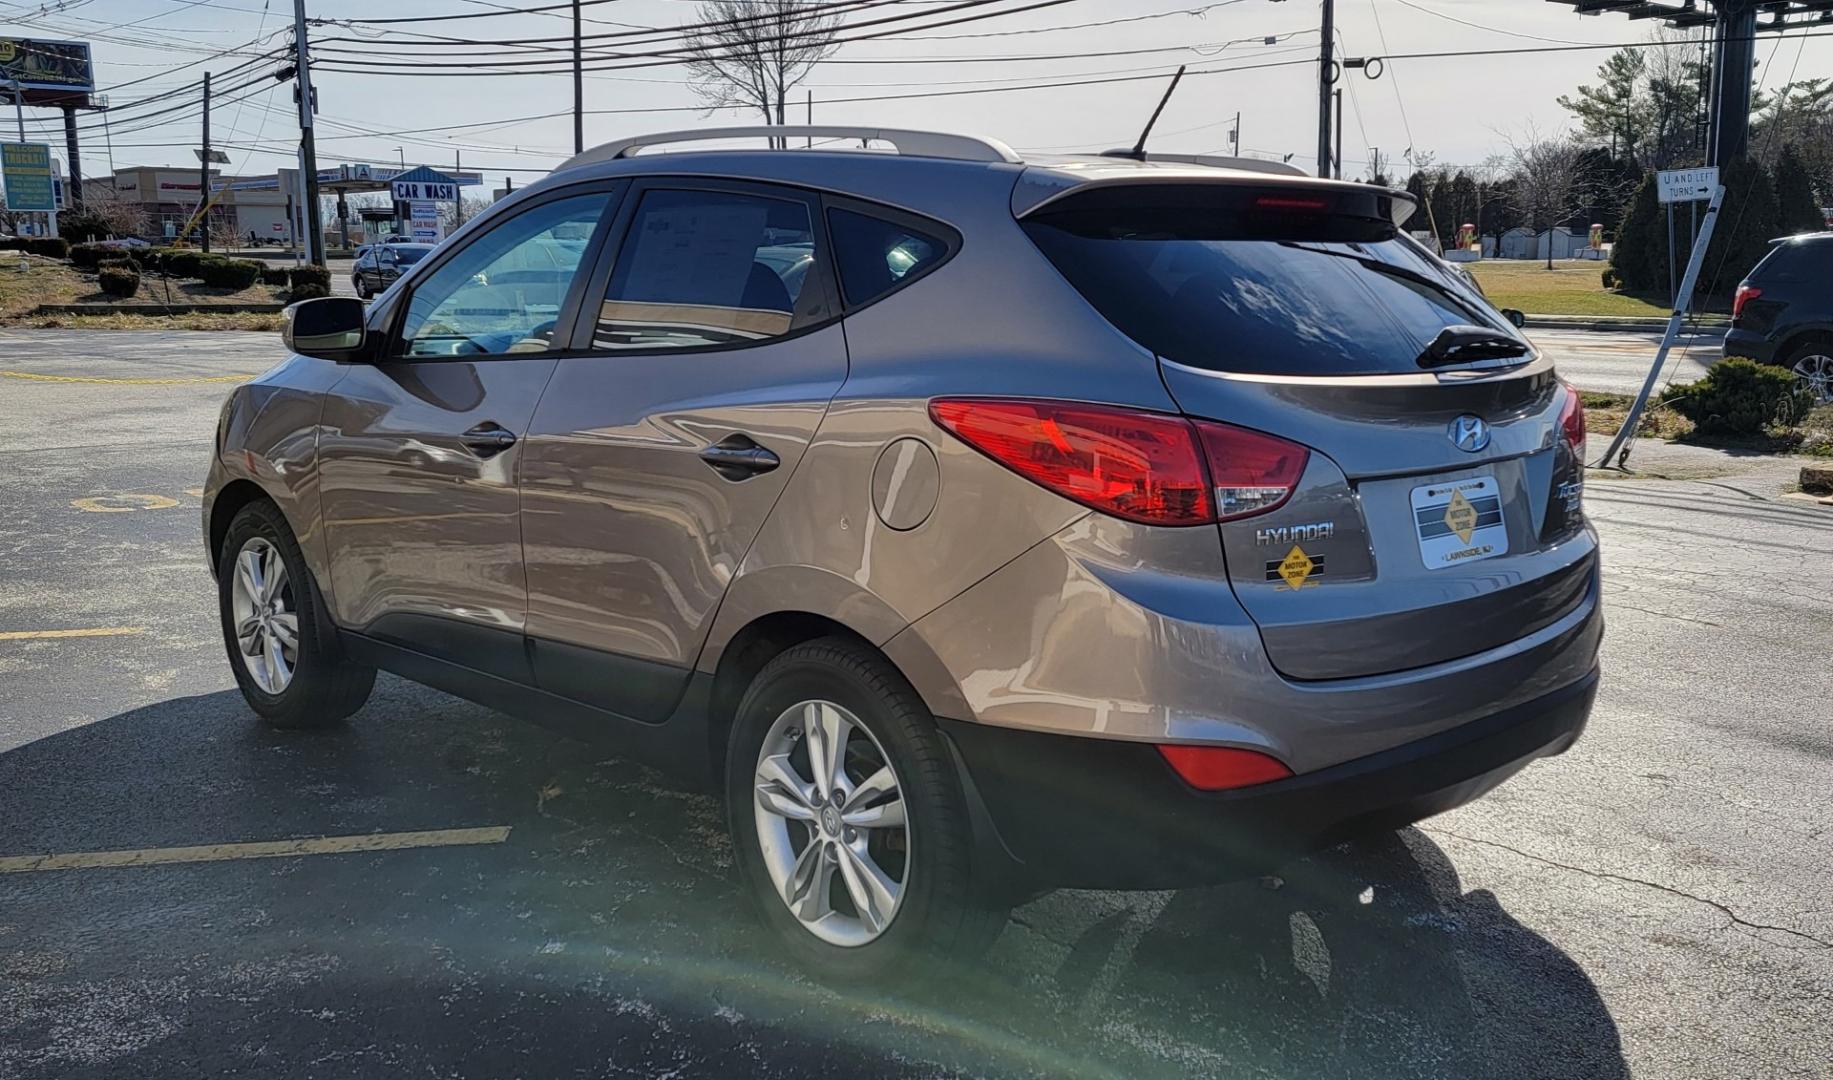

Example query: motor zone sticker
[1410,475,1508,570]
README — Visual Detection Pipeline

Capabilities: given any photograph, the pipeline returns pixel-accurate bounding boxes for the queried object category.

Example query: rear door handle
[699,434,780,480]
[461,422,518,457]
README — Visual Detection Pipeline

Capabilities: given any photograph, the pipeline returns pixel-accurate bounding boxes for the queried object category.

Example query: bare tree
[682,1,842,141]
[1506,127,1588,269]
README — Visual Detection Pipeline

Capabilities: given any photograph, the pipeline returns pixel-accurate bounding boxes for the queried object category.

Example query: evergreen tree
[1558,49,1647,161]
[1773,143,1826,234]
[1701,157,1781,297]
[1402,171,1431,234]
[1610,173,1664,293]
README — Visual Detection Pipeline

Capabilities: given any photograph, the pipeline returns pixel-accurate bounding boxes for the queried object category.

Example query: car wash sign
[389,165,459,203]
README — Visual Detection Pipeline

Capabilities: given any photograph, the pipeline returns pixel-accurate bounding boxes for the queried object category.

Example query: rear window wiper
[1415,324,1532,369]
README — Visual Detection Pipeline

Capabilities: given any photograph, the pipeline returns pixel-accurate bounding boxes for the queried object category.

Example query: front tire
[217,499,374,729]
[352,276,371,300]
[726,637,1007,981]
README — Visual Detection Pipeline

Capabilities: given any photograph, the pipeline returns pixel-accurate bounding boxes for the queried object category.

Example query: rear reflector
[929,399,1311,526]
[1158,744,1293,790]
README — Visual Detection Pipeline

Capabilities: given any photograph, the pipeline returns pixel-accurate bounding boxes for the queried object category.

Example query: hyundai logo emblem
[1449,414,1490,453]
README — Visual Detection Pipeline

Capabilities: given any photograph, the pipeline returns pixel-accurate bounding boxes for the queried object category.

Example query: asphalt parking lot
[1,329,1829,1079]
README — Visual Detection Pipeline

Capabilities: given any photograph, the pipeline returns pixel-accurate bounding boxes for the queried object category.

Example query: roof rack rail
[1097,149,1308,177]
[558,126,1022,171]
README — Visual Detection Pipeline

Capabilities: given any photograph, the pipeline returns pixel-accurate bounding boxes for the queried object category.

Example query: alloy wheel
[1792,352,1833,406]
[230,536,298,694]
[752,699,910,947]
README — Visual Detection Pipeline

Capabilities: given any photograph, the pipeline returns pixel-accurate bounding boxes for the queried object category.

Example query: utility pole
[1230,110,1241,155]
[199,71,211,252]
[572,0,584,154]
[1333,89,1343,179]
[454,150,464,227]
[293,0,324,265]
[1316,0,1334,178]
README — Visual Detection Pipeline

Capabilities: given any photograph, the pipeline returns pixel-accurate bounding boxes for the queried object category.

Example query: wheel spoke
[236,549,263,603]
[264,628,292,689]
[262,555,289,606]
[268,612,299,651]
[842,796,905,830]
[755,753,816,821]
[235,615,263,649]
[805,702,852,801]
[787,839,833,923]
[837,841,898,933]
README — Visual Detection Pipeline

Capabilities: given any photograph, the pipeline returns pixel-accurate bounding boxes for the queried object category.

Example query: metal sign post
[1593,181,1725,469]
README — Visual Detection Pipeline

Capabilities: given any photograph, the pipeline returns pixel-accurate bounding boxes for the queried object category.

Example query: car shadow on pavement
[0,681,1626,1080]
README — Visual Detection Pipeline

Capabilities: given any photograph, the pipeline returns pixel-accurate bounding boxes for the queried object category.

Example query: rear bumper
[1723,327,1779,364]
[942,667,1598,890]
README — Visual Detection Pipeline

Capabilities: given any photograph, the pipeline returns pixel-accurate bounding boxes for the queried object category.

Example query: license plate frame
[1410,475,1509,570]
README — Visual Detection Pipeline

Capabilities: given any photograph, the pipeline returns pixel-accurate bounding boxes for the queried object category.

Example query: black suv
[1724,233,1833,403]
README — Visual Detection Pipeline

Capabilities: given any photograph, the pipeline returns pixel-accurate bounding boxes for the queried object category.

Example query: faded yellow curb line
[0,826,514,873]
[0,626,146,642]
[0,370,253,385]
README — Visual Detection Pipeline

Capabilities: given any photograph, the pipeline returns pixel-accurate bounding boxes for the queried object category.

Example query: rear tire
[352,277,371,300]
[217,499,374,729]
[1784,338,1833,406]
[726,637,1007,982]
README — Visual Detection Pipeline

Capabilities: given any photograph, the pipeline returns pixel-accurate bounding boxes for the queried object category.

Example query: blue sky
[6,0,1830,185]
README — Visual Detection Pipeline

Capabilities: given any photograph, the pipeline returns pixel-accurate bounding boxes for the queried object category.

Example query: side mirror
[282,296,369,361]
[1502,308,1526,329]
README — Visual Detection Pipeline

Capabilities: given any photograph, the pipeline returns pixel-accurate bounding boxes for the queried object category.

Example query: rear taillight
[1193,420,1309,520]
[1558,384,1585,459]
[928,399,1308,526]
[1732,283,1762,320]
[1158,744,1293,790]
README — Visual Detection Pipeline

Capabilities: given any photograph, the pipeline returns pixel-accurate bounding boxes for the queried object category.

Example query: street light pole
[7,78,22,142]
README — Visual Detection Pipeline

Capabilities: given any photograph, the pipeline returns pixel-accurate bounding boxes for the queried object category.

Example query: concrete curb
[32,302,285,316]
[1524,314,1730,333]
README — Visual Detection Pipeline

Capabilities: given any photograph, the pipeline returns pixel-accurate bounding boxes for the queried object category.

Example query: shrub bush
[99,255,142,274]
[200,256,262,290]
[70,242,110,269]
[165,249,204,278]
[97,265,141,298]
[288,281,330,301]
[0,236,25,251]
[288,263,331,291]
[258,264,290,286]
[1601,267,1620,290]
[25,237,69,259]
[1660,357,1815,436]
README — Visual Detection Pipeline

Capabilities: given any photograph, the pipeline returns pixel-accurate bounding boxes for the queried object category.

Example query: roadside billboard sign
[0,38,94,95]
[2,142,56,212]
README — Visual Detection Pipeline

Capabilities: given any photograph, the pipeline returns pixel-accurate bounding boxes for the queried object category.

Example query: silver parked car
[203,127,1600,979]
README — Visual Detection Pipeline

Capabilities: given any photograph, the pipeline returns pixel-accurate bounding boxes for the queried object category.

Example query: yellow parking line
[0,626,145,642]
[0,370,253,385]
[0,826,513,873]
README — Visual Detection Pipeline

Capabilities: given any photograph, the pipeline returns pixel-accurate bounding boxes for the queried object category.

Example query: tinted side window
[828,208,947,307]
[397,192,609,358]
[596,188,824,351]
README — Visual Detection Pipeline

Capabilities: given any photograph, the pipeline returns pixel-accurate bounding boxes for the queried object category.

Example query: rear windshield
[395,247,431,265]
[1023,186,1518,376]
